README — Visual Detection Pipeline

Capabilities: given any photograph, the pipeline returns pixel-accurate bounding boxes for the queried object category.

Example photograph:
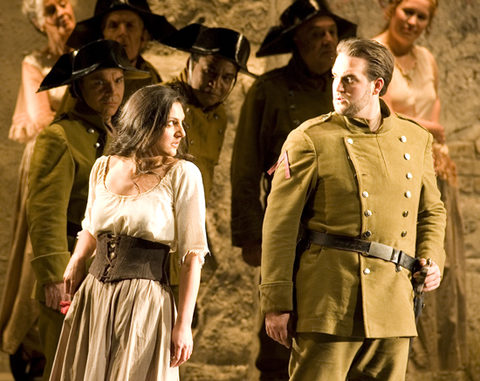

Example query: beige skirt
[50,274,179,381]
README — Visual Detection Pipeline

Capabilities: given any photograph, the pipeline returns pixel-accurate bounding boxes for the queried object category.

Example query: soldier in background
[230,1,355,379]
[58,0,176,112]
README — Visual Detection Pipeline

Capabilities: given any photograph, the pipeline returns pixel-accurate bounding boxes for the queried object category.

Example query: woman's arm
[170,251,202,367]
[63,230,97,296]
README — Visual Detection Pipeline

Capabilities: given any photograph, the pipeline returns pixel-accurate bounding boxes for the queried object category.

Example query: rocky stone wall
[0,0,478,380]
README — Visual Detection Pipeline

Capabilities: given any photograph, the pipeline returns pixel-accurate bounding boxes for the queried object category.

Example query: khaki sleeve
[27,123,74,287]
[416,133,447,273]
[259,128,317,314]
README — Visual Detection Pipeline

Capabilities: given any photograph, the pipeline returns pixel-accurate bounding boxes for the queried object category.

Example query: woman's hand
[170,321,193,367]
[63,254,87,296]
[44,282,70,311]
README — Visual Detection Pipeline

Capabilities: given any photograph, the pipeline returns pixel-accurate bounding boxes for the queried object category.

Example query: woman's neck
[378,31,414,57]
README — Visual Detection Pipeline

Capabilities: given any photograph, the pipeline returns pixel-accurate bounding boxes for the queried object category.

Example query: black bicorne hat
[161,24,257,78]
[67,0,177,49]
[256,0,357,57]
[38,39,150,92]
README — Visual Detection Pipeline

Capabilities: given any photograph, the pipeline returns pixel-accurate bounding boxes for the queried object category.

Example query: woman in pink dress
[0,1,75,379]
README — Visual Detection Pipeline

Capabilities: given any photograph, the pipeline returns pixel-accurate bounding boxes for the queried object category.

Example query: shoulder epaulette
[395,113,429,132]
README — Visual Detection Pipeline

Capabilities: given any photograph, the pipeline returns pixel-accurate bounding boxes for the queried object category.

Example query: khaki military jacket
[231,56,334,247]
[260,102,446,338]
[27,101,109,301]
[164,70,228,202]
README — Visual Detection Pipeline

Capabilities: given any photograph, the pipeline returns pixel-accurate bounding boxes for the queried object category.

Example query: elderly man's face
[190,55,238,108]
[102,10,149,65]
[293,15,338,75]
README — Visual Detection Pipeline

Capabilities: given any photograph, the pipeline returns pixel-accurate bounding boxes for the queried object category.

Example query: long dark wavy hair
[108,85,191,178]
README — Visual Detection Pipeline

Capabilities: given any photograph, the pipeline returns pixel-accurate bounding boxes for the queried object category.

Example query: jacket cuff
[31,252,71,285]
[416,243,445,274]
[259,281,294,315]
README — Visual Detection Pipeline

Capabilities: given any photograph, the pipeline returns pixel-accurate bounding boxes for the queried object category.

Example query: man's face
[102,10,149,64]
[332,53,375,118]
[190,55,238,108]
[80,68,125,124]
[293,15,338,75]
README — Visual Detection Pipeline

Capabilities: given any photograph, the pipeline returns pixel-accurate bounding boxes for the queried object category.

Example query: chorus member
[27,40,149,381]
[0,0,75,379]
[374,0,467,374]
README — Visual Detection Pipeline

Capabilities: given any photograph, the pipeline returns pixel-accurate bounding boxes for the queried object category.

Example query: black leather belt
[303,229,419,273]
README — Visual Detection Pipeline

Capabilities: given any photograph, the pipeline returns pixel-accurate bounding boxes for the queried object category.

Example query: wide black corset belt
[89,233,170,284]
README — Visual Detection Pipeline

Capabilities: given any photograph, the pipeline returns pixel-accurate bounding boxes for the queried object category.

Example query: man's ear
[139,28,150,51]
[373,77,384,95]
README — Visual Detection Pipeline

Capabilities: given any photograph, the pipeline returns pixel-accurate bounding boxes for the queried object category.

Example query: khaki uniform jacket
[231,56,334,247]
[260,102,446,338]
[164,70,228,202]
[27,101,109,301]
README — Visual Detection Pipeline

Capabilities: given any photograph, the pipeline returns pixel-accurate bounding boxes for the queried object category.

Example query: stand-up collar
[340,100,393,135]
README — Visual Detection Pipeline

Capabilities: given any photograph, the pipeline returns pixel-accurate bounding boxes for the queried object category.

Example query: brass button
[400,136,407,143]
[290,104,297,110]
[405,191,411,198]
[401,231,407,237]
[363,231,372,238]
[218,129,223,133]
[347,138,353,144]
[403,211,409,217]
[406,173,413,180]
[293,119,300,126]
[363,268,371,275]
[364,210,372,217]
[362,191,369,198]
[190,140,194,145]
[95,142,101,148]
[214,114,219,119]
[87,128,95,134]
[404,153,411,160]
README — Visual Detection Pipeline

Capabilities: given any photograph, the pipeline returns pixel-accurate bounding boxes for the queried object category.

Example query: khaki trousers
[290,332,410,381]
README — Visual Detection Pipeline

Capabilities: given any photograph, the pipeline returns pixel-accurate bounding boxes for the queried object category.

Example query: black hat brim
[256,12,357,57]
[39,40,151,92]
[67,7,176,49]
[161,24,257,78]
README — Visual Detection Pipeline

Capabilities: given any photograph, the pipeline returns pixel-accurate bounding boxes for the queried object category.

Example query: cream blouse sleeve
[81,156,106,236]
[172,161,209,264]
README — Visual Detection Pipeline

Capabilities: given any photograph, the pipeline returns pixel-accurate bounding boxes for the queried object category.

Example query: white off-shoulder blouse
[82,156,209,264]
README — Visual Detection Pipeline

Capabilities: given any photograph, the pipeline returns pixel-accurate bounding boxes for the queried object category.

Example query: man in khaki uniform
[260,38,446,381]
[231,1,355,379]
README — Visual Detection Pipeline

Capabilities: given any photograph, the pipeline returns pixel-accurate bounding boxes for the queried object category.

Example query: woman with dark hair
[50,85,208,381]
[374,0,467,376]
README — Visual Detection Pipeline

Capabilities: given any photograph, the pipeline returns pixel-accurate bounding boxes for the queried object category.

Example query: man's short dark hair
[336,38,394,96]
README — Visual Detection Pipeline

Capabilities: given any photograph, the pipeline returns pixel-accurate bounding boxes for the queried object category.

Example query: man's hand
[413,258,441,292]
[241,242,262,267]
[44,282,70,311]
[265,311,292,348]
